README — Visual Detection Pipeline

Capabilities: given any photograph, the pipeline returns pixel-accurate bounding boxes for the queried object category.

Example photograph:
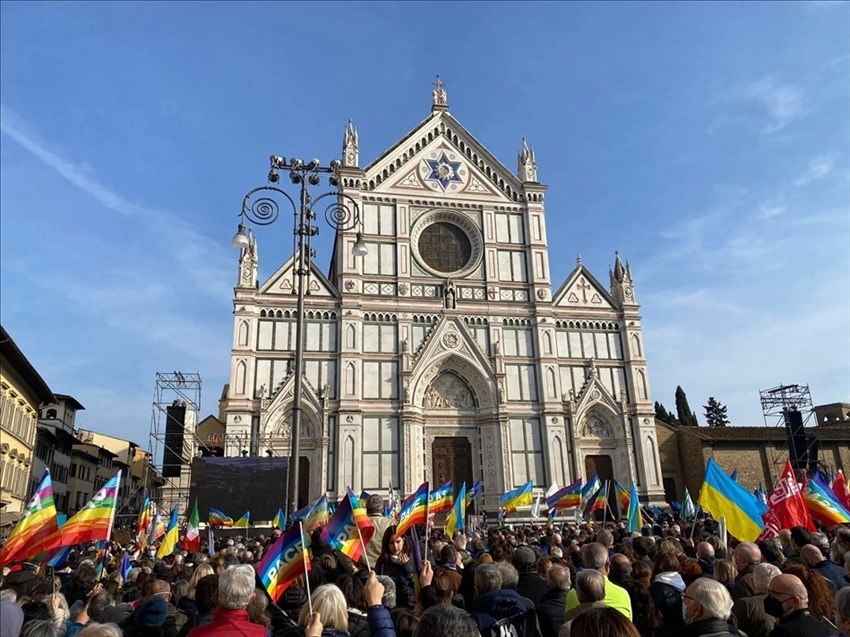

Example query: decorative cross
[576,278,591,303]
[433,75,445,92]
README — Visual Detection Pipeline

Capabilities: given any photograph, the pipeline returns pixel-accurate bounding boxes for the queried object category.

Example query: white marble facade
[225,86,666,510]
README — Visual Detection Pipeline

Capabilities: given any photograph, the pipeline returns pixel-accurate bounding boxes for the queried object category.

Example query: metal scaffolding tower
[149,372,201,516]
[760,383,818,481]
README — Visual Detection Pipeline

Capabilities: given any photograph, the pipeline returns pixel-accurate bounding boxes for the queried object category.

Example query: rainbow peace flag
[429,481,454,514]
[320,490,375,562]
[304,495,330,532]
[582,484,607,520]
[0,470,59,564]
[33,471,121,555]
[156,508,180,558]
[208,507,234,528]
[614,480,630,512]
[805,471,850,526]
[136,490,151,544]
[258,522,311,601]
[500,481,533,512]
[397,482,428,537]
[545,479,582,510]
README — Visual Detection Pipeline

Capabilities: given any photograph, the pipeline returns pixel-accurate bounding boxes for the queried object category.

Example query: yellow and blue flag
[156,507,180,558]
[500,480,533,511]
[446,482,466,538]
[627,482,644,533]
[698,458,767,542]
[233,512,250,528]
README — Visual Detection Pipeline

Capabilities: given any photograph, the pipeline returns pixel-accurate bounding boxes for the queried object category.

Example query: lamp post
[232,155,367,515]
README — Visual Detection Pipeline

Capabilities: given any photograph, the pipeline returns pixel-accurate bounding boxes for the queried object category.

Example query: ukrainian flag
[698,458,767,542]
[500,481,533,511]
[156,508,180,558]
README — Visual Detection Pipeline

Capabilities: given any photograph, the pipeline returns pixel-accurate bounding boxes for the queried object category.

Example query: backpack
[485,600,538,637]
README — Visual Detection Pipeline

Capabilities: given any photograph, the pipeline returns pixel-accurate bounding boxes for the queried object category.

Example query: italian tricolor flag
[183,499,201,552]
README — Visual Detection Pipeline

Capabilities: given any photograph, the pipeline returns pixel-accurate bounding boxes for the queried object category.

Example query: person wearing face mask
[680,577,739,636]
[764,573,831,637]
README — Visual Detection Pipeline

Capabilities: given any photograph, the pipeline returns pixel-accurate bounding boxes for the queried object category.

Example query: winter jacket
[516,571,549,606]
[812,559,848,592]
[536,588,568,637]
[186,608,268,637]
[731,593,776,637]
[733,564,757,601]
[768,609,832,637]
[682,618,741,637]
[650,571,686,637]
[470,588,540,637]
[366,605,397,637]
[375,558,416,609]
[347,609,370,637]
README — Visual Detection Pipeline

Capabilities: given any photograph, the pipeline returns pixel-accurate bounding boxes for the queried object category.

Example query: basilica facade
[223,85,666,510]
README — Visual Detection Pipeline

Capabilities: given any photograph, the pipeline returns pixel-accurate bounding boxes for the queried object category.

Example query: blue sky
[2,2,848,445]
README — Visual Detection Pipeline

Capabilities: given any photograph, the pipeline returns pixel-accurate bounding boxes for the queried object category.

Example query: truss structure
[148,372,201,515]
[760,383,818,480]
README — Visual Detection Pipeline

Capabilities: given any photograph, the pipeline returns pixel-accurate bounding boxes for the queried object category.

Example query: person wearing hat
[513,546,547,606]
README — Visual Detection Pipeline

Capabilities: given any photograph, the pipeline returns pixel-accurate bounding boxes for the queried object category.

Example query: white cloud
[793,155,835,187]
[0,106,233,301]
[743,77,805,134]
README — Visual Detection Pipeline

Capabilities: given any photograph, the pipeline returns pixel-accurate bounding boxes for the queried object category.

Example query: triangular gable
[364,111,523,203]
[373,136,516,203]
[553,265,617,310]
[262,371,324,439]
[258,255,338,298]
[409,315,497,408]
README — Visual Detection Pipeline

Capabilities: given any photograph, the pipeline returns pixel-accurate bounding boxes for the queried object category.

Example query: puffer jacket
[650,571,686,637]
[470,588,539,637]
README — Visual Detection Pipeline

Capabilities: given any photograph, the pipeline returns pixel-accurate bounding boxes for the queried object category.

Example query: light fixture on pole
[233,155,366,515]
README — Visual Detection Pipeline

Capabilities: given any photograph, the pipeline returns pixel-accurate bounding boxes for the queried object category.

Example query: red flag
[831,471,850,511]
[758,461,814,540]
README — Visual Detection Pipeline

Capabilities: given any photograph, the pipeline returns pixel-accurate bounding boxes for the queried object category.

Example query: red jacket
[186,608,267,637]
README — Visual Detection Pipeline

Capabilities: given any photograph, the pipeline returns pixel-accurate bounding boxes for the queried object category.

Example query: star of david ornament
[424,152,463,191]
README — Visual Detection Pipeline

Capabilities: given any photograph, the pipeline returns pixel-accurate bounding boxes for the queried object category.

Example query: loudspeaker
[784,408,805,436]
[163,402,186,478]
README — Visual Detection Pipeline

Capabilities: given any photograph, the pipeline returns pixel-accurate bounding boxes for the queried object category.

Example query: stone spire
[237,228,258,288]
[518,137,537,182]
[342,119,359,168]
[609,251,636,305]
[432,75,448,112]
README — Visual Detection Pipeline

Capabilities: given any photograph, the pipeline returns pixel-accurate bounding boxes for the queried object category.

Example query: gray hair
[689,578,734,621]
[78,624,123,637]
[415,604,479,637]
[596,530,614,548]
[546,564,571,591]
[575,570,605,604]
[376,575,396,608]
[836,587,850,622]
[218,564,256,609]
[0,589,16,603]
[474,564,503,595]
[752,563,781,594]
[299,584,348,631]
[582,542,609,570]
[125,567,142,585]
[810,532,830,552]
[495,561,519,589]
[20,621,57,637]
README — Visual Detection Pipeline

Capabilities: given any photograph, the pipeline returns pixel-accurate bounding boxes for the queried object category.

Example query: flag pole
[298,521,313,615]
[602,480,609,526]
[423,488,430,564]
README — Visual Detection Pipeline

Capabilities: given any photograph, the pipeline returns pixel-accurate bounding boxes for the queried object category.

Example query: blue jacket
[470,589,538,637]
[366,605,396,637]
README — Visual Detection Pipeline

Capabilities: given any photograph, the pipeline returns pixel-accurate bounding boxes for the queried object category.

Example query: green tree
[675,386,699,426]
[655,401,676,425]
[704,396,730,427]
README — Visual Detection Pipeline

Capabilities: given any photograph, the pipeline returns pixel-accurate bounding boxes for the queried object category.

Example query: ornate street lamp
[232,155,367,515]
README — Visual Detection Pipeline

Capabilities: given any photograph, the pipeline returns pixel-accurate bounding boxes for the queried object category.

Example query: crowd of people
[2,495,849,637]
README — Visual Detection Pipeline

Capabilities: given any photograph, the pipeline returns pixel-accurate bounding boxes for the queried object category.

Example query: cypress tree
[675,386,699,426]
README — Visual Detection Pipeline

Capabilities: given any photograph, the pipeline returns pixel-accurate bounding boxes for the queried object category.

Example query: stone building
[223,83,666,510]
[0,325,54,526]
[33,394,84,514]
[656,417,850,502]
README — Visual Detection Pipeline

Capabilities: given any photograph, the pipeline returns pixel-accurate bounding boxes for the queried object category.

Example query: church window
[237,320,249,347]
[345,324,356,349]
[344,363,356,396]
[543,331,553,355]
[510,417,546,487]
[631,334,642,357]
[305,360,337,399]
[546,367,557,398]
[361,416,399,490]
[235,361,247,395]
[363,242,397,276]
[495,214,525,244]
[497,250,527,283]
[418,222,473,273]
[637,369,648,400]
[305,320,338,352]
[503,328,535,357]
[646,435,660,485]
[506,365,538,401]
[363,322,398,354]
[362,361,398,399]
[362,203,396,236]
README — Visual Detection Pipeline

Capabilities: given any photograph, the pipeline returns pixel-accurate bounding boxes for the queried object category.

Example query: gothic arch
[343,435,355,488]
[580,411,616,440]
[631,334,642,357]
[646,435,660,484]
[422,372,477,409]
[411,354,496,409]
[546,367,557,398]
[237,320,249,347]
[344,362,356,396]
[346,324,356,349]
[543,331,553,355]
[235,360,247,395]
[636,369,648,400]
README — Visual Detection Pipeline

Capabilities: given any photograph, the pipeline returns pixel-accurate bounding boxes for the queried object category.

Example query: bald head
[733,542,761,570]
[697,542,715,559]
[768,574,808,614]
[800,544,824,567]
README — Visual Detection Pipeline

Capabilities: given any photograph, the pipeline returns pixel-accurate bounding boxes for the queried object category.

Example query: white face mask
[682,602,693,625]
